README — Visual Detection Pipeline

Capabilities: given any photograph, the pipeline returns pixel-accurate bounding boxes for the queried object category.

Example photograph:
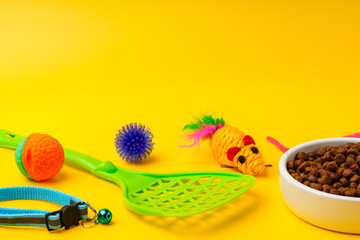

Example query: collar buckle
[61,204,81,230]
[45,203,81,231]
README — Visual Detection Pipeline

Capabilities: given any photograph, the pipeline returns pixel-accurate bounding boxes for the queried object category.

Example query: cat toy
[115,123,154,162]
[15,133,64,181]
[0,129,255,217]
[181,115,267,176]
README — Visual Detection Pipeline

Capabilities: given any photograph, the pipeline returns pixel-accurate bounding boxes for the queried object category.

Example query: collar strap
[0,187,88,231]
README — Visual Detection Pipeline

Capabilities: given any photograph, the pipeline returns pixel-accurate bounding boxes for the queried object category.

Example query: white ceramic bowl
[279,138,360,234]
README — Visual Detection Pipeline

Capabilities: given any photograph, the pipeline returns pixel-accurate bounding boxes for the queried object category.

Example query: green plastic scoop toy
[0,129,255,217]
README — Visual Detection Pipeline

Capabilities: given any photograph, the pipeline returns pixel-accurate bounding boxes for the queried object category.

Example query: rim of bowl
[279,138,360,202]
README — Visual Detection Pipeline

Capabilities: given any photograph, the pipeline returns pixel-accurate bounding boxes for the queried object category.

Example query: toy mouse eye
[251,147,259,154]
[238,155,246,164]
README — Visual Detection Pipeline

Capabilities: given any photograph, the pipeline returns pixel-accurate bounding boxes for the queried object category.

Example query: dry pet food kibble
[287,142,360,198]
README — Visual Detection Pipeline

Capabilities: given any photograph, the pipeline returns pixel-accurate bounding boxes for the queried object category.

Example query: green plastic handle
[0,130,23,149]
[0,129,102,172]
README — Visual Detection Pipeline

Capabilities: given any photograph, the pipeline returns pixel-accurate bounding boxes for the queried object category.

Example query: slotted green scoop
[0,129,255,217]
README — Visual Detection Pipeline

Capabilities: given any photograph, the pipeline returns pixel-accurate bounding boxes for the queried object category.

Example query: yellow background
[0,0,360,239]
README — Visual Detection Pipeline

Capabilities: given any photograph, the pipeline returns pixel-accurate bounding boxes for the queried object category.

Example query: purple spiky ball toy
[115,123,154,162]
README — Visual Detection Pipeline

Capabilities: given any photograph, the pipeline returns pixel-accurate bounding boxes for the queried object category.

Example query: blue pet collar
[0,186,88,231]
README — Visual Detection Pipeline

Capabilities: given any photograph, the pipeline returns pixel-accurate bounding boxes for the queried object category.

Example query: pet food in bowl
[287,142,360,198]
[279,138,360,234]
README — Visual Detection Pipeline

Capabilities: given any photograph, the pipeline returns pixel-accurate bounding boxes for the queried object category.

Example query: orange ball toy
[15,133,64,181]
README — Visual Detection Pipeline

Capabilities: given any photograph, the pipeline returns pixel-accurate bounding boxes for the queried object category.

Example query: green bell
[96,209,112,224]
